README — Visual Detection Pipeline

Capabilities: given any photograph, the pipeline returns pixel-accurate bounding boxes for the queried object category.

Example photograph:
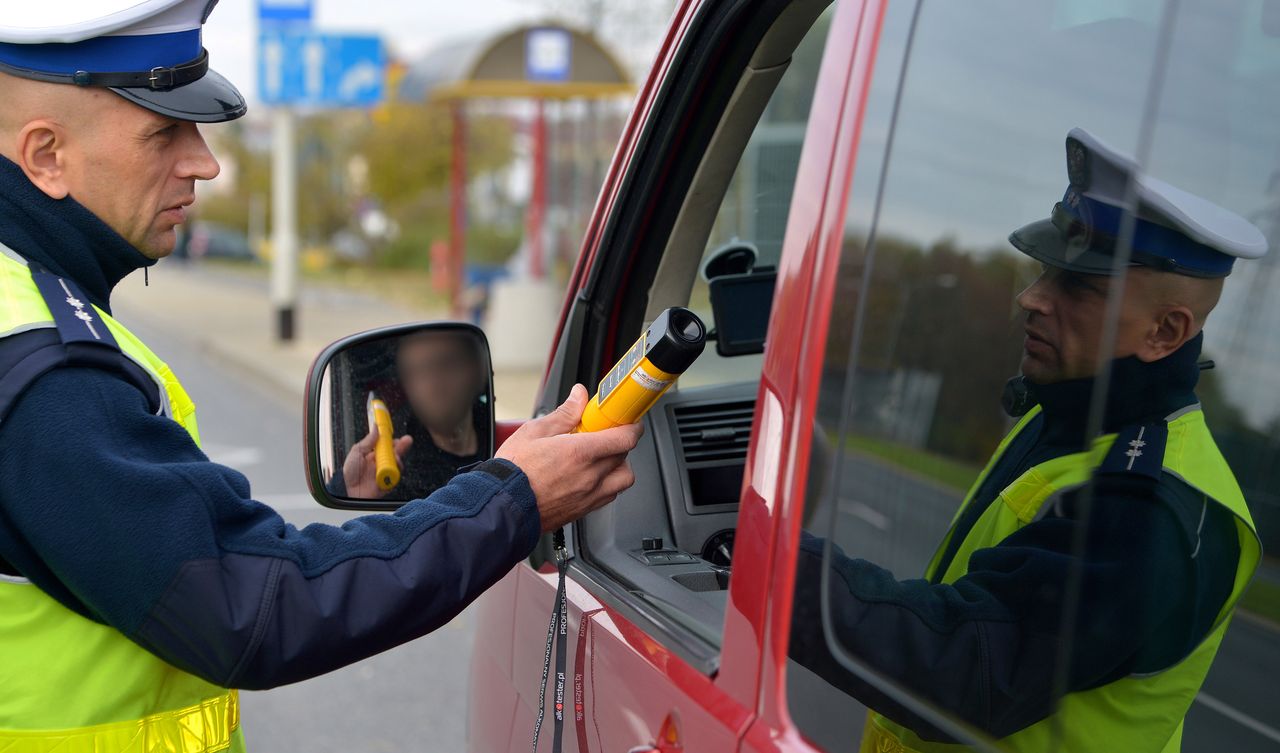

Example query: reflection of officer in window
[339,331,490,501]
[790,129,1264,751]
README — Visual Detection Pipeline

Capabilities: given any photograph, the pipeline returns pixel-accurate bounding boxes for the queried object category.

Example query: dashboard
[578,380,758,640]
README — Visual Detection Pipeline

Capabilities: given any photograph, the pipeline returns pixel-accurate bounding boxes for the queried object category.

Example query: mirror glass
[315,326,494,505]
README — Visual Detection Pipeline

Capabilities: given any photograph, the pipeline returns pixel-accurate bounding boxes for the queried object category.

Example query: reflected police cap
[1009,128,1267,278]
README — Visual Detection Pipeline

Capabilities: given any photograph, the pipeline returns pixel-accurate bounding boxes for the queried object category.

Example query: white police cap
[0,0,246,123]
[1010,128,1267,278]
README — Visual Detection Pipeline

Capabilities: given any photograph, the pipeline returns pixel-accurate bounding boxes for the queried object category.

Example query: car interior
[552,0,834,665]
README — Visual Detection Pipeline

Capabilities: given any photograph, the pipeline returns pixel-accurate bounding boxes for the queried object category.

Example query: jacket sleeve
[787,473,1239,740]
[0,367,542,689]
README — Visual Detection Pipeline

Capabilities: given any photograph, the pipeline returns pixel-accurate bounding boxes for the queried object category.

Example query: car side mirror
[304,322,496,510]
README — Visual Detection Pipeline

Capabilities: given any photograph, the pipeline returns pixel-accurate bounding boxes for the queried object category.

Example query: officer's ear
[14,120,71,200]
[1137,305,1196,363]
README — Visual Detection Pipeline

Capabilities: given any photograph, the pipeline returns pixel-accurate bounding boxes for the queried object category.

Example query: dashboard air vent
[672,400,756,467]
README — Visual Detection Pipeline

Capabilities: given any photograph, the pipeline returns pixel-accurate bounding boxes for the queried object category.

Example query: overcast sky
[204,0,549,104]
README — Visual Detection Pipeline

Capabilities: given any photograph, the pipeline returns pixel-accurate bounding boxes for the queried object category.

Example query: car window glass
[574,8,837,660]
[680,12,831,389]
[786,1,1280,751]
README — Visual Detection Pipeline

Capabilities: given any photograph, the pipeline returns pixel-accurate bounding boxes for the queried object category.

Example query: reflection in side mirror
[305,323,496,510]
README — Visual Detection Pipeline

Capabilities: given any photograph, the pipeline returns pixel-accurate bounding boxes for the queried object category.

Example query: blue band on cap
[1061,190,1235,277]
[0,29,201,75]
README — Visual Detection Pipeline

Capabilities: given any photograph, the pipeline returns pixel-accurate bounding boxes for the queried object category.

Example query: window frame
[534,0,843,674]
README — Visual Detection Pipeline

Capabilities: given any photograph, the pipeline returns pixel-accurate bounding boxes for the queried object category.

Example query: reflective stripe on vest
[864,404,1261,753]
[0,251,239,751]
[0,691,239,753]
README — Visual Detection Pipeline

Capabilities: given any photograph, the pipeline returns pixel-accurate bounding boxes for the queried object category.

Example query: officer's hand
[342,428,414,499]
[496,384,642,532]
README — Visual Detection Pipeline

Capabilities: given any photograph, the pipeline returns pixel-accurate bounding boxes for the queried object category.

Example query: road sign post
[523,28,570,281]
[270,108,299,342]
[259,25,385,341]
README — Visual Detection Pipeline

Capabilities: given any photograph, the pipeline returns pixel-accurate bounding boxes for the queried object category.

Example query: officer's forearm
[133,460,540,689]
[0,370,542,690]
[788,535,1059,740]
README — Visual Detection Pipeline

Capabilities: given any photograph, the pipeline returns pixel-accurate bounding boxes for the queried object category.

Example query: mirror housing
[304,322,496,511]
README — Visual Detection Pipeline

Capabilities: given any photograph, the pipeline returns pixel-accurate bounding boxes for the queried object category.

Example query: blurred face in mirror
[1015,265,1219,384]
[396,331,485,453]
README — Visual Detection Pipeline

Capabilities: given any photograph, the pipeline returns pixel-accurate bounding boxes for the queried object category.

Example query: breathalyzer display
[366,392,400,492]
[577,306,707,433]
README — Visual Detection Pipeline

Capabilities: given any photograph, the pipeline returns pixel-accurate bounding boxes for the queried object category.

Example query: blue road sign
[525,28,572,82]
[259,31,385,107]
[258,0,313,25]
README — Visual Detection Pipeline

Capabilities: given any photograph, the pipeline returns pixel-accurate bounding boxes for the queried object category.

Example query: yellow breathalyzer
[578,307,707,432]
[366,392,401,492]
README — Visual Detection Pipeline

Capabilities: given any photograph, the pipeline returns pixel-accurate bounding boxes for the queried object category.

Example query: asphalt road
[828,453,1280,752]
[129,317,477,753]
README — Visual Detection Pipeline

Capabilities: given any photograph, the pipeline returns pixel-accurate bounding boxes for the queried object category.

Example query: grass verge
[1240,574,1280,625]
[842,434,981,492]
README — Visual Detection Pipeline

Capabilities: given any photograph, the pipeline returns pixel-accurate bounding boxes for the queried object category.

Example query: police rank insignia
[1067,137,1089,188]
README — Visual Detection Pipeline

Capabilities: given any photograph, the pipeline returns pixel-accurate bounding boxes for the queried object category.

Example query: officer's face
[1015,266,1154,383]
[63,94,220,258]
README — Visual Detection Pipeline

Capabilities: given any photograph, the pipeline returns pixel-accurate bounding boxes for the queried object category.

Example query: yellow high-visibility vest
[0,250,243,753]
[863,404,1260,753]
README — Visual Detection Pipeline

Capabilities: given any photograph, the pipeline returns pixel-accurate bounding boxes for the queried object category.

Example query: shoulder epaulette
[0,266,161,425]
[1098,422,1169,480]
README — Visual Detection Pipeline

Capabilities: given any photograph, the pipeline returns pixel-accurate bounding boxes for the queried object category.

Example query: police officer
[0,3,639,750]
[790,129,1263,753]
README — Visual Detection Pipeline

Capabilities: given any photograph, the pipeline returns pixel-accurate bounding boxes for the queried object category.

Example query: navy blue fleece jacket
[0,156,541,689]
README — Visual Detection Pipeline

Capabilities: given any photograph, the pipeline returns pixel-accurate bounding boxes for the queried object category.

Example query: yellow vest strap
[0,691,238,753]
[861,714,924,753]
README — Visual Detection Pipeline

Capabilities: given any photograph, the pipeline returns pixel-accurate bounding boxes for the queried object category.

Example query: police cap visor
[1008,217,1132,276]
[110,67,246,123]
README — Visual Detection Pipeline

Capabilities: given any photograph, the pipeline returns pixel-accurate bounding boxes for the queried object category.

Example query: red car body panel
[748,0,885,745]
[473,1,888,750]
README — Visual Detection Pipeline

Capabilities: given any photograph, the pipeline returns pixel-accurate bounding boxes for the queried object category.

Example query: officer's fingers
[555,384,589,424]
[590,461,636,509]
[393,435,414,468]
[523,384,589,439]
[352,428,378,454]
[571,422,643,462]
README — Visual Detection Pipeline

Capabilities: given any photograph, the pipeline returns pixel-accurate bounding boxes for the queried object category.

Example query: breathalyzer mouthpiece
[577,307,707,432]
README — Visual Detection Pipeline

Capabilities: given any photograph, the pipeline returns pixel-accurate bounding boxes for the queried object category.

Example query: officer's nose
[1016,272,1054,316]
[176,123,221,182]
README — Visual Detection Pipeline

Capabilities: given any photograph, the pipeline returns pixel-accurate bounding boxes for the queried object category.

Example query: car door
[739,1,1280,751]
[466,1,856,751]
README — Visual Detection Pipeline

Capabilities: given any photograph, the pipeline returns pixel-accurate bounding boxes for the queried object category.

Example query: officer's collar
[1026,332,1204,445]
[0,154,153,315]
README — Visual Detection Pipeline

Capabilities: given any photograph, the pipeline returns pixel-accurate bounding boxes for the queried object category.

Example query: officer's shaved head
[1129,267,1224,330]
[0,69,149,193]
[0,70,219,258]
[1017,264,1223,384]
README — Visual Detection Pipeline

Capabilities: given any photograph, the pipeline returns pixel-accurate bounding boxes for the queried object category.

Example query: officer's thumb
[527,384,589,438]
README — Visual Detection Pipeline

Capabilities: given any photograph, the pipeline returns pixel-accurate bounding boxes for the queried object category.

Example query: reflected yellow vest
[0,252,243,752]
[862,405,1261,753]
